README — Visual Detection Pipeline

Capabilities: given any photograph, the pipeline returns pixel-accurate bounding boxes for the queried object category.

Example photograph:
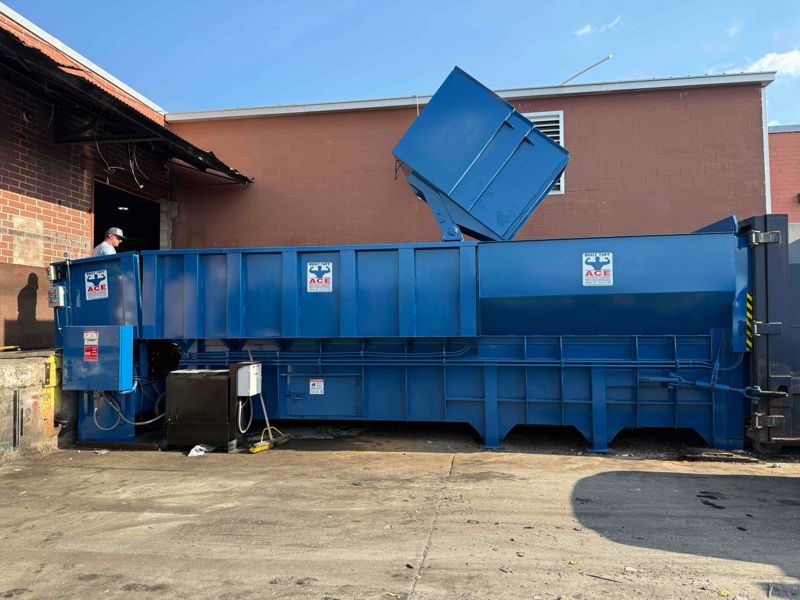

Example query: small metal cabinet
[166,363,260,452]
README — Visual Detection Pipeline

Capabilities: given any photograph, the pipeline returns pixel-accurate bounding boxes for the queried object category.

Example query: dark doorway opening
[94,181,160,253]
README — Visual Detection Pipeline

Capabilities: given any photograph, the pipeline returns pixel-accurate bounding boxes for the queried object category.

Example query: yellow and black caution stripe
[745,292,753,350]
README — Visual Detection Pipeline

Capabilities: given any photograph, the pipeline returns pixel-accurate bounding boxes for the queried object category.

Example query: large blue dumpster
[49,67,786,452]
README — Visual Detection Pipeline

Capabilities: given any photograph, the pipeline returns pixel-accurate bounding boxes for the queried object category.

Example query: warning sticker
[83,330,99,362]
[582,252,613,286]
[85,269,109,300]
[309,378,325,395]
[307,262,333,293]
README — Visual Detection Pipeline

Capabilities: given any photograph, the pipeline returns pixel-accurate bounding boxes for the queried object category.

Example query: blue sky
[6,0,800,124]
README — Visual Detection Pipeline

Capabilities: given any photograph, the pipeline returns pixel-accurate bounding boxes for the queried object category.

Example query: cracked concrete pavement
[0,427,799,599]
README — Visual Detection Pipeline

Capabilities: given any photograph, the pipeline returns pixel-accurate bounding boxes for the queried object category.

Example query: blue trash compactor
[49,68,800,453]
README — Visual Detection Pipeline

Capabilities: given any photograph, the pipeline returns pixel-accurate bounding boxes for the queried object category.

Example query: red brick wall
[768,130,800,222]
[0,9,169,348]
[168,83,767,247]
[0,76,93,265]
[0,75,168,347]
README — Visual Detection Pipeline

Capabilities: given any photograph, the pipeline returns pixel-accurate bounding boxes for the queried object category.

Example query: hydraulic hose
[237,396,253,434]
[95,392,166,429]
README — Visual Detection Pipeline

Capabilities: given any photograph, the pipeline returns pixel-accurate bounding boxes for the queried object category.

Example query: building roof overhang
[0,26,252,185]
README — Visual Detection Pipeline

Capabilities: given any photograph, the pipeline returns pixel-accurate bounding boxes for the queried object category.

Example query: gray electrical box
[47,285,66,308]
[236,363,261,396]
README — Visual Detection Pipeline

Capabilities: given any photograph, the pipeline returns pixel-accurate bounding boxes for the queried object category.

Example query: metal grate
[526,111,564,194]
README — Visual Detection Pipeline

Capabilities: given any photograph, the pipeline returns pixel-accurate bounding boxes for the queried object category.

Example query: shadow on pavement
[572,470,800,598]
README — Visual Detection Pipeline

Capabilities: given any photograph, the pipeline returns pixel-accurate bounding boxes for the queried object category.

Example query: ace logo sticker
[307,261,333,293]
[582,252,613,286]
[85,269,109,300]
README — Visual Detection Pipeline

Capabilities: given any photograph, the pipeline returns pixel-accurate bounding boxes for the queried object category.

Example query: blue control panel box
[62,325,134,391]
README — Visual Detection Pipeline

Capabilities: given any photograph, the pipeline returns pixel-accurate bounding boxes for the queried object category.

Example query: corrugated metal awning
[0,27,252,185]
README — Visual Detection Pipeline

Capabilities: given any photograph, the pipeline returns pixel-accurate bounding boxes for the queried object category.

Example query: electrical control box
[61,325,134,391]
[47,285,66,308]
[236,362,261,397]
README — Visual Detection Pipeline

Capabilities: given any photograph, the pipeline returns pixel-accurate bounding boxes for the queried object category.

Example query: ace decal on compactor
[85,269,109,300]
[307,262,333,293]
[582,252,613,286]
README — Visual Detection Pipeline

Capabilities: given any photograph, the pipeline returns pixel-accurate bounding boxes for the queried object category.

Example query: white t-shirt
[92,241,116,257]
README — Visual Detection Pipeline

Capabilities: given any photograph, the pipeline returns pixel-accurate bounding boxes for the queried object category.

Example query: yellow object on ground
[249,426,290,453]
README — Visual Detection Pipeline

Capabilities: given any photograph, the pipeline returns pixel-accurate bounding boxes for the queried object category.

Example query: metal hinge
[748,230,781,247]
[752,412,785,429]
[754,321,783,336]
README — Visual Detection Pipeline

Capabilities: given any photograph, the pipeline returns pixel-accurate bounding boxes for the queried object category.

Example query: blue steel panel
[201,254,227,338]
[479,232,740,336]
[286,375,361,417]
[406,367,445,421]
[363,366,405,419]
[62,325,133,391]
[77,392,135,443]
[243,253,282,337]
[339,250,358,337]
[394,69,514,194]
[163,255,185,339]
[178,332,748,451]
[299,251,340,337]
[357,251,400,337]
[140,254,157,338]
[281,252,299,337]
[61,253,141,335]
[393,67,568,241]
[141,242,478,339]
[182,254,199,338]
[226,252,244,338]
[415,248,460,336]
[398,249,416,337]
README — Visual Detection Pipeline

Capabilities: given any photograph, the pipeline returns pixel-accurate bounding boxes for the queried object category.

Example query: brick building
[0,5,248,348]
[768,125,800,255]
[166,72,775,247]
[0,3,783,350]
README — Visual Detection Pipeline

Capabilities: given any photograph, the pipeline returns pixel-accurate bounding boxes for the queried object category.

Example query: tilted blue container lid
[393,67,569,241]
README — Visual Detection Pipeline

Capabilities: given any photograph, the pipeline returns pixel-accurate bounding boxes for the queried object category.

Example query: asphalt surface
[0,425,798,600]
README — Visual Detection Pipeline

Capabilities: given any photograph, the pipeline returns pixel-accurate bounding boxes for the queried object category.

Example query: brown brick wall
[168,83,767,247]
[0,76,93,265]
[0,74,168,347]
[0,263,53,349]
[768,130,800,222]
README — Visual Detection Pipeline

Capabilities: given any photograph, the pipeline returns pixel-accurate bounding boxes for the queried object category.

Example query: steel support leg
[483,366,501,448]
[588,367,609,453]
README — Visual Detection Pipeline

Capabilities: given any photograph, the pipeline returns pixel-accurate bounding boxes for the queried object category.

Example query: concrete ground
[0,425,799,600]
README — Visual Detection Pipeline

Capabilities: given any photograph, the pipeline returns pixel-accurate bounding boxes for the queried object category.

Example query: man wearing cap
[92,227,126,256]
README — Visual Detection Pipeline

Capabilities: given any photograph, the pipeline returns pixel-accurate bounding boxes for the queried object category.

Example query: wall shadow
[2,269,53,349]
[573,470,800,597]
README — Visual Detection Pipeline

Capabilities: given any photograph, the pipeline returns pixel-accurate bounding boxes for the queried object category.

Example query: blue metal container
[49,68,760,453]
[50,252,141,348]
[479,230,748,340]
[61,325,134,391]
[55,224,751,451]
[393,67,569,241]
[140,243,478,339]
